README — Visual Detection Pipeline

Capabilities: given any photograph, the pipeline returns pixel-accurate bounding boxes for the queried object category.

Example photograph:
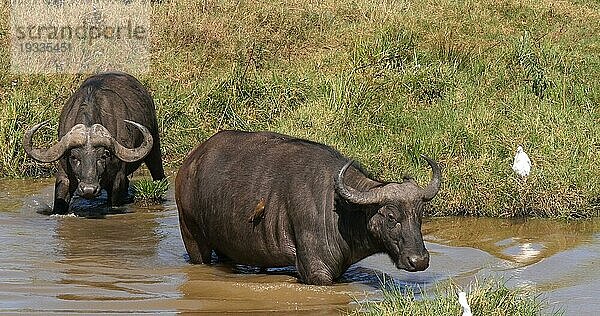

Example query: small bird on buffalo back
[248,198,266,223]
[512,146,531,177]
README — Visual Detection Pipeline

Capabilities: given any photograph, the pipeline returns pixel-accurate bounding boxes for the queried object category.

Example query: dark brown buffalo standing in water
[24,72,165,214]
[176,131,441,285]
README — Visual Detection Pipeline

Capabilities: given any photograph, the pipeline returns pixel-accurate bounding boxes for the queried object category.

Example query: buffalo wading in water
[24,72,166,214]
[176,131,441,285]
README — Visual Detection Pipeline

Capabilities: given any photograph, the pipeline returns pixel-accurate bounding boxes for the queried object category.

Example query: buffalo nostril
[408,254,430,271]
[79,184,100,198]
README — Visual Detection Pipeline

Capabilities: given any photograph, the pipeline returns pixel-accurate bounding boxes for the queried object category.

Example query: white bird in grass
[512,146,531,177]
[458,291,472,316]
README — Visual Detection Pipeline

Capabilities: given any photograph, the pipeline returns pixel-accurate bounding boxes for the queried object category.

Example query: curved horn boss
[335,156,441,204]
[88,121,154,163]
[335,160,386,205]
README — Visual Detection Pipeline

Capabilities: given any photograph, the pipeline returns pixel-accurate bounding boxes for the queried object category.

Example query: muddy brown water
[0,178,598,314]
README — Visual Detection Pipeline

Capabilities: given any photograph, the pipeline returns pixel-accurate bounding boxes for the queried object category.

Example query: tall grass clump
[201,64,308,131]
[354,278,561,316]
[132,178,169,206]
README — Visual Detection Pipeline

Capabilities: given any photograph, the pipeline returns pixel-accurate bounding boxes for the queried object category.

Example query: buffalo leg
[145,142,166,181]
[295,242,335,285]
[108,172,130,206]
[52,168,75,214]
[296,257,334,285]
[179,211,212,264]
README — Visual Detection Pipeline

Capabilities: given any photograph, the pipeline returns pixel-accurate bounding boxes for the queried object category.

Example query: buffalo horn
[23,121,84,163]
[335,160,385,205]
[420,154,441,201]
[111,120,153,163]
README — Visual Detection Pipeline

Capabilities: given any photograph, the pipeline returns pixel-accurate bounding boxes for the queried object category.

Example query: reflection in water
[0,179,599,314]
[0,178,52,213]
[422,217,599,267]
[54,201,161,302]
[421,217,600,315]
[178,264,358,314]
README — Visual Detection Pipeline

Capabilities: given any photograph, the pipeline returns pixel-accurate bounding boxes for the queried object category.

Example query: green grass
[353,278,561,316]
[131,178,170,206]
[1,0,600,218]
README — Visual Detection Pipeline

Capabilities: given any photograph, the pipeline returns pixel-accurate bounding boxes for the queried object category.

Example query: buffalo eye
[386,212,397,223]
[69,156,80,166]
[100,149,111,160]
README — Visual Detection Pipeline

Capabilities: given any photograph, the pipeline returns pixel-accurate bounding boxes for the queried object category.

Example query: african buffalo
[24,72,165,214]
[175,131,441,285]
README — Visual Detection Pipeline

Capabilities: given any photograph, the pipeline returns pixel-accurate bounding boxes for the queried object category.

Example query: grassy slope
[1,0,600,218]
